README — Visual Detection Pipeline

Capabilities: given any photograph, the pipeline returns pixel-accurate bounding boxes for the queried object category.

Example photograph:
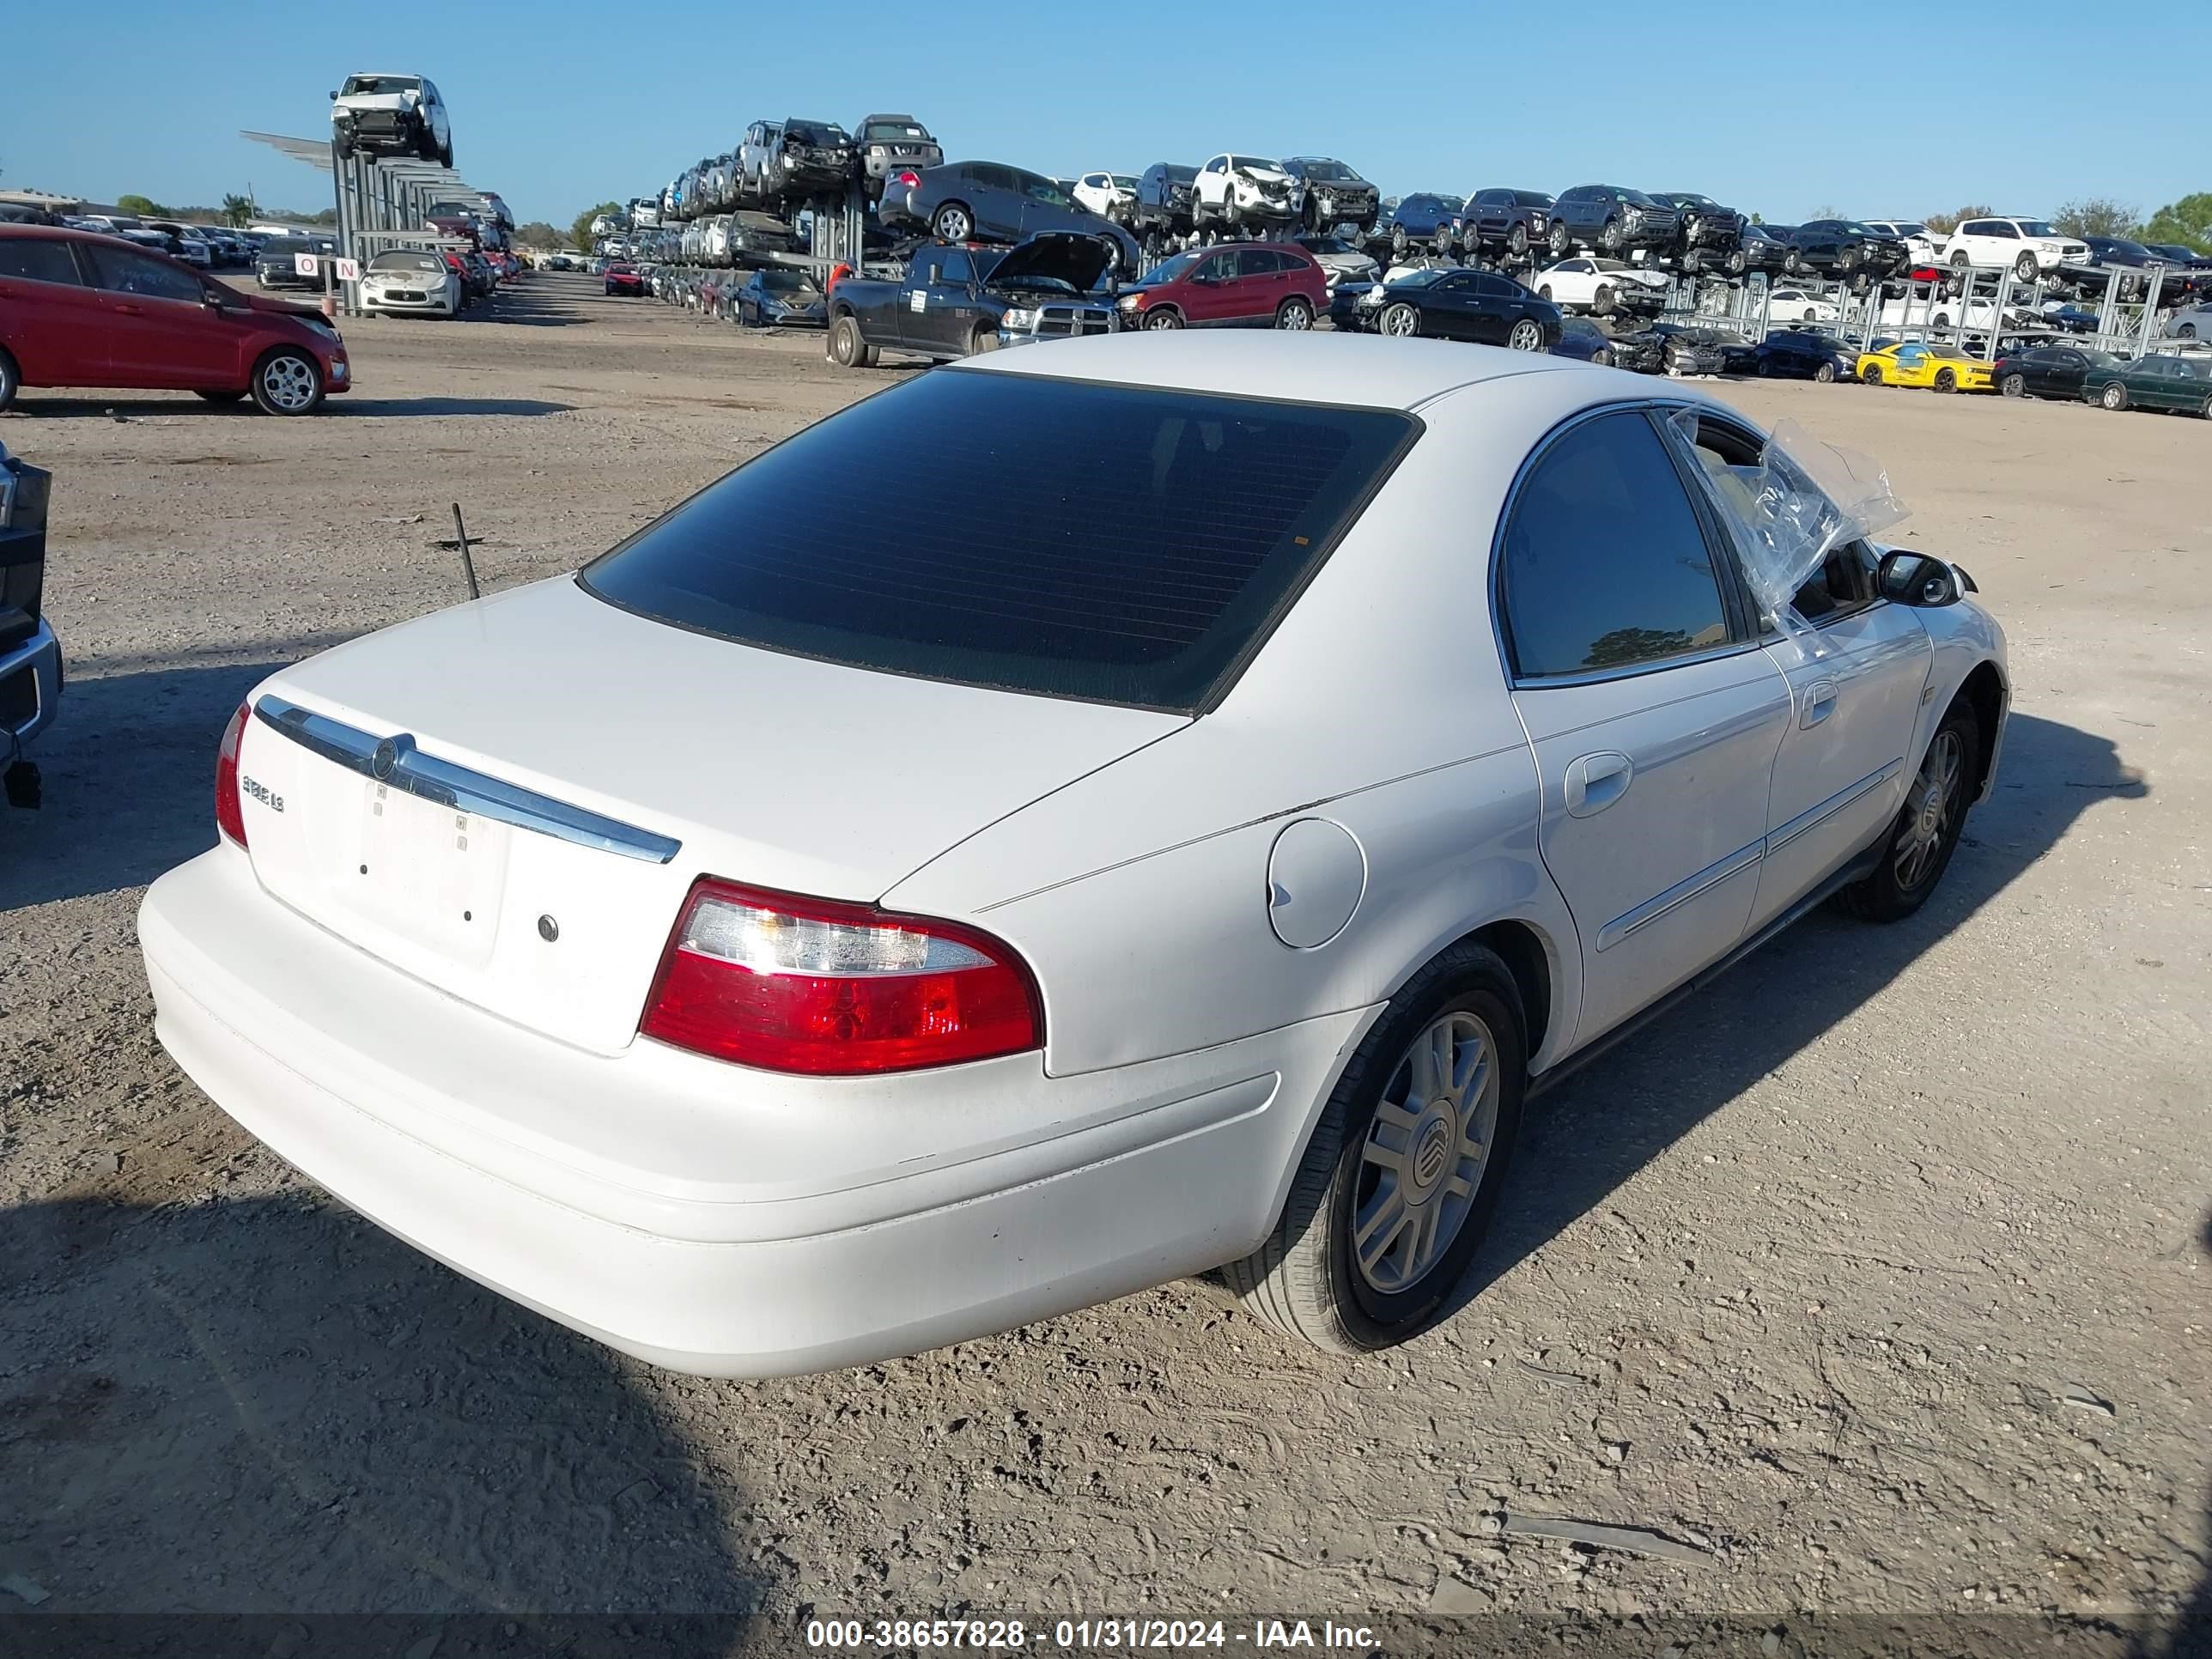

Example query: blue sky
[8,1,2205,229]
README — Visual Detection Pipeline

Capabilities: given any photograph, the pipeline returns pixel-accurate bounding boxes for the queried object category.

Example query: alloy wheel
[1894,731,1963,891]
[258,355,319,413]
[1508,319,1542,351]
[1352,1012,1500,1296]
[1380,302,1418,337]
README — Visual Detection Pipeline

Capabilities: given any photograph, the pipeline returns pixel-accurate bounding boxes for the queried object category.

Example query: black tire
[931,202,973,243]
[1814,361,1837,384]
[194,389,246,404]
[1537,285,1552,301]
[1832,701,1978,923]
[1142,306,1182,330]
[1593,283,1616,317]
[827,313,870,369]
[1547,222,1569,258]
[1507,223,1527,258]
[1861,362,1884,386]
[1391,224,1408,259]
[440,143,454,169]
[2201,393,2212,420]
[1275,295,1315,331]
[1598,218,1621,254]
[248,349,324,416]
[1224,942,1528,1355]
[1784,249,1803,276]
[0,348,19,413]
[2014,252,2037,283]
[1726,247,1747,276]
[2179,323,2197,340]
[2001,372,2027,398]
[1378,301,1419,337]
[2101,381,2127,411]
[1934,367,1957,392]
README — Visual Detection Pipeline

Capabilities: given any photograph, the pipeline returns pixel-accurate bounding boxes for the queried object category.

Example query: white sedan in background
[357,248,461,319]
[139,334,2008,1377]
[1534,257,1671,313]
[1765,286,1842,323]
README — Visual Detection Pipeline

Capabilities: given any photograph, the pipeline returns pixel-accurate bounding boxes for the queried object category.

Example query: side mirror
[1876,550,1964,607]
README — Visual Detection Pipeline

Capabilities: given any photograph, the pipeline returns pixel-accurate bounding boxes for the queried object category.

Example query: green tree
[2052,198,2137,239]
[115,192,162,217]
[220,192,255,228]
[571,201,622,252]
[514,220,562,249]
[1808,204,1844,221]
[2137,191,2212,254]
[1923,204,1994,235]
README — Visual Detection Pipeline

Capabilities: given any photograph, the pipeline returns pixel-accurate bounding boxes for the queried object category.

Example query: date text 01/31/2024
[805,1619,1380,1650]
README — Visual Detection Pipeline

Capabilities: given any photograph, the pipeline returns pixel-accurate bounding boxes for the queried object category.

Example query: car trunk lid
[235,577,1181,1054]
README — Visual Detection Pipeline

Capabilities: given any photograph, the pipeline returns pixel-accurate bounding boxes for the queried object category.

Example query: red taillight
[893,170,921,191]
[640,878,1042,1075]
[215,700,250,848]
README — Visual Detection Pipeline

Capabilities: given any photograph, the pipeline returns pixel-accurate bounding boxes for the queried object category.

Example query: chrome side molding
[253,696,683,865]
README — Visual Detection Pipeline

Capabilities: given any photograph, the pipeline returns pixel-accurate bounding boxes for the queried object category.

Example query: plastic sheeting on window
[1669,410,1909,658]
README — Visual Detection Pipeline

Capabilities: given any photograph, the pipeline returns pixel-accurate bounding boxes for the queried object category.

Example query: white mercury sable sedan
[140,333,2008,1376]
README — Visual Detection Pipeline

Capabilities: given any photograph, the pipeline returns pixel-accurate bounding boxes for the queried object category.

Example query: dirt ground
[1,276,2205,1647]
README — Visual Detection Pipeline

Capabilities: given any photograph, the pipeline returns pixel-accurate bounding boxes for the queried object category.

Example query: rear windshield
[581,373,1415,713]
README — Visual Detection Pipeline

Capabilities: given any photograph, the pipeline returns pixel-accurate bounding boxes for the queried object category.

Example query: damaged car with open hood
[823,231,1120,368]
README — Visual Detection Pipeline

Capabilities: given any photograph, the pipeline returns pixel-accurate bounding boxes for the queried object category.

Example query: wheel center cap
[1410,1114,1454,1194]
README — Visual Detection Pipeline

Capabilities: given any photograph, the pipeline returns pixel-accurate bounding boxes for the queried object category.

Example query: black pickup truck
[825,233,1120,368]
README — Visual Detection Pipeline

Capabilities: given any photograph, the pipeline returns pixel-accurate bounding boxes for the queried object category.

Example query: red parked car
[0,227,350,414]
[603,262,647,296]
[1115,240,1328,331]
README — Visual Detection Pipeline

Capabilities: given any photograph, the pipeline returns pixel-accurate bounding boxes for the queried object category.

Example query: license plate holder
[355,779,512,962]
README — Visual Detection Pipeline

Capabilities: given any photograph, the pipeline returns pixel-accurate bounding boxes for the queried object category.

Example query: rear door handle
[113,303,145,315]
[1800,679,1839,729]
[1564,750,1634,817]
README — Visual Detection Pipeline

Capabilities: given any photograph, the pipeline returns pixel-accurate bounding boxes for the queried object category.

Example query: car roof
[957,331,1601,412]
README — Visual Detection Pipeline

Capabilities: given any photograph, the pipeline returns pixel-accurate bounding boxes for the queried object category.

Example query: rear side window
[1500,410,1733,678]
[0,238,82,284]
[582,372,1416,713]
[82,245,204,303]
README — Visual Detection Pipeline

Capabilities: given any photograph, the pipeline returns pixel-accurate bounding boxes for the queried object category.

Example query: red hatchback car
[1117,241,1328,331]
[0,226,350,415]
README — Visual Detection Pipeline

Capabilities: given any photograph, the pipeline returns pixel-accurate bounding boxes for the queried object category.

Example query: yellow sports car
[1855,341,1996,392]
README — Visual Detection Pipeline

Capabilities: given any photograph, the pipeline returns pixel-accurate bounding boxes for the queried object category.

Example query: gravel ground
[1,276,2204,1648]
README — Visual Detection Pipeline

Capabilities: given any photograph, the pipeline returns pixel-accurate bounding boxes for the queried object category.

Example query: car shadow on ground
[0,396,573,420]
[453,289,591,328]
[1440,711,2148,1317]
[334,396,575,416]
[0,1189,769,1630]
[0,654,337,910]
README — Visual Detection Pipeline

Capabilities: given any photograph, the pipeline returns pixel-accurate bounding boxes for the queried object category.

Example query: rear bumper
[0,615,62,749]
[140,848,1370,1376]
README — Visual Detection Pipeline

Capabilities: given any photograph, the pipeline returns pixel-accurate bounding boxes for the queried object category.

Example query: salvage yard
[1,276,2205,1640]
